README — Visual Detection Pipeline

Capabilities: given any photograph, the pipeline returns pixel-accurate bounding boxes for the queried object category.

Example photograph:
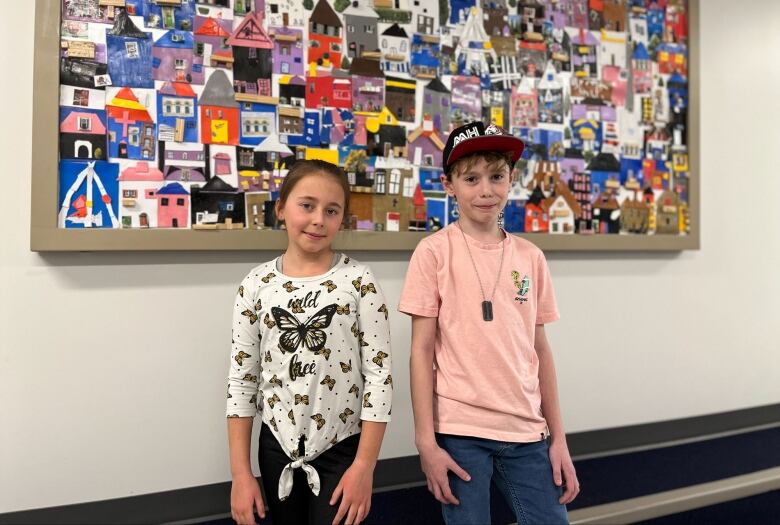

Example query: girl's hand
[231,472,266,525]
[329,459,374,525]
[549,439,580,505]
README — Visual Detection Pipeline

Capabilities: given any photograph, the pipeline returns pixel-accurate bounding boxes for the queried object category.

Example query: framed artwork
[31,0,698,251]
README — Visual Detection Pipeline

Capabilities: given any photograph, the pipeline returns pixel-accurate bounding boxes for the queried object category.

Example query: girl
[227,160,393,525]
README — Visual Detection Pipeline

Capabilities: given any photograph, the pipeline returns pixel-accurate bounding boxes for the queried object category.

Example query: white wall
[2,0,780,514]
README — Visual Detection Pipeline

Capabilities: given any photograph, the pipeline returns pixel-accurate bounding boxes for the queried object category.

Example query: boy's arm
[330,421,387,525]
[410,316,438,449]
[410,315,470,505]
[535,324,580,505]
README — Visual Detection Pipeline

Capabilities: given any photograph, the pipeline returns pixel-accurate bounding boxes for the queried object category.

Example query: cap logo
[452,125,480,146]
[484,124,503,135]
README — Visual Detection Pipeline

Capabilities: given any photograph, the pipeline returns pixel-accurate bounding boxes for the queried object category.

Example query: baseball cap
[442,121,525,175]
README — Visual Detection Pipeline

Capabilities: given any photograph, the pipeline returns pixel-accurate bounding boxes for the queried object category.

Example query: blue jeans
[436,433,569,525]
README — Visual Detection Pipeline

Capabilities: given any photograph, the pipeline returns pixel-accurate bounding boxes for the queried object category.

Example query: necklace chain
[457,222,505,304]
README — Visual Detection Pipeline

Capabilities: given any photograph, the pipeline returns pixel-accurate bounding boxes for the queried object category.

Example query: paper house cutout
[106,87,156,160]
[58,160,120,228]
[60,108,108,160]
[106,10,153,88]
[200,70,240,145]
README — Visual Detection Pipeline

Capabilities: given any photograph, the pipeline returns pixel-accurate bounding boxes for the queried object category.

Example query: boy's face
[276,174,345,256]
[442,156,511,227]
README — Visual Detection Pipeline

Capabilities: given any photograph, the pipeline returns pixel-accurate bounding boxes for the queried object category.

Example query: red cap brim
[446,135,525,169]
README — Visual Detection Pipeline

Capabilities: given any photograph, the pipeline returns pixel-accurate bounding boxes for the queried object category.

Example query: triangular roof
[412,183,426,206]
[199,176,240,193]
[158,81,197,98]
[200,70,239,107]
[195,17,231,37]
[118,161,164,181]
[573,28,599,45]
[60,111,107,134]
[592,191,619,209]
[425,77,450,94]
[253,133,294,154]
[311,0,342,27]
[349,57,384,77]
[538,62,561,90]
[668,72,687,86]
[227,12,273,49]
[157,182,190,195]
[587,152,620,172]
[154,30,194,48]
[382,23,408,38]
[407,126,445,149]
[552,182,582,215]
[343,3,379,18]
[632,42,650,60]
[108,9,148,38]
[107,88,153,122]
[527,185,546,206]
[457,4,491,47]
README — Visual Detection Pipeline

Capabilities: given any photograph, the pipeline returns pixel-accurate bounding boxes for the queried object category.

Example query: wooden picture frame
[31,0,699,252]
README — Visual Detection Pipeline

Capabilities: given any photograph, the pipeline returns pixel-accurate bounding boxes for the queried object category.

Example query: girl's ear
[275,199,284,222]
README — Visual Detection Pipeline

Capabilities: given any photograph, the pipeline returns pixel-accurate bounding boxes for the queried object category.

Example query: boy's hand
[230,472,266,525]
[549,440,579,504]
[418,442,471,505]
[330,459,374,524]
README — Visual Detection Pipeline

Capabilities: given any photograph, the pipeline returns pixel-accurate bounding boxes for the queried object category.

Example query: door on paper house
[211,120,228,143]
[163,8,175,28]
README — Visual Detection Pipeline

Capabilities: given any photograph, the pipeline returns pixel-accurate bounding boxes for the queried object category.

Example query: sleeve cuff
[398,302,438,317]
[360,411,391,423]
[536,310,560,324]
[226,410,259,418]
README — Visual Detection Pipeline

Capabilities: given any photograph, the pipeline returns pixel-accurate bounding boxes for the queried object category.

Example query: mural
[58,0,690,236]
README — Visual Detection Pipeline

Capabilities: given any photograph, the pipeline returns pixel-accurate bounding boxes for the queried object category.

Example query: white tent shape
[455,5,497,76]
[58,161,119,228]
[253,133,293,155]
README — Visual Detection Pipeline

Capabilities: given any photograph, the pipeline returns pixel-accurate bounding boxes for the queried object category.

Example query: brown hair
[276,159,351,225]
[446,151,514,181]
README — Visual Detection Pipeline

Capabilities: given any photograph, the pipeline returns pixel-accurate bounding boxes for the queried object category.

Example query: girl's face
[442,157,511,227]
[276,173,346,256]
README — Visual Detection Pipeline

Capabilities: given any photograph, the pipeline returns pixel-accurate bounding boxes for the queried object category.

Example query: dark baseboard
[566,402,780,457]
[2,403,778,525]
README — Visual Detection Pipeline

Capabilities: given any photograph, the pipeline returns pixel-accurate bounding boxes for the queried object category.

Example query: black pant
[259,425,360,525]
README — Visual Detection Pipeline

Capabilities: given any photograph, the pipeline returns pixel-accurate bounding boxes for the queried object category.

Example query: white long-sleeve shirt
[227,254,392,499]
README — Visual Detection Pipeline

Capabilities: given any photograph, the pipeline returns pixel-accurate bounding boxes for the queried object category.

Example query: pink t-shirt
[399,224,559,442]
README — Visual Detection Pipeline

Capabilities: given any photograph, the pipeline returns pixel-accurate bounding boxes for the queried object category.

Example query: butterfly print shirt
[227,255,392,499]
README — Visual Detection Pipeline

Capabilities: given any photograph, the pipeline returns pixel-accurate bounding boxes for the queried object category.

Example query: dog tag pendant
[481,300,493,322]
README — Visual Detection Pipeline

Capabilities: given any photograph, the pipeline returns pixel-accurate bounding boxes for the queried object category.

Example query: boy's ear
[441,174,456,197]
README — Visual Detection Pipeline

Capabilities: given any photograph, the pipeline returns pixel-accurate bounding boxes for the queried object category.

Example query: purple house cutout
[152,29,204,84]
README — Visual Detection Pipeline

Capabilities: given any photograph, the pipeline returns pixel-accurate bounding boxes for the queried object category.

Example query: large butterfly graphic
[271,304,338,354]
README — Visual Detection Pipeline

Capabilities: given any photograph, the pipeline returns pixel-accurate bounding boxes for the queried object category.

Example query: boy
[399,122,579,524]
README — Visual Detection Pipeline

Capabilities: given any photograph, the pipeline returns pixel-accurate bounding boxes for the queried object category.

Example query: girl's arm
[535,324,579,505]
[227,278,265,524]
[228,418,265,524]
[329,421,387,525]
